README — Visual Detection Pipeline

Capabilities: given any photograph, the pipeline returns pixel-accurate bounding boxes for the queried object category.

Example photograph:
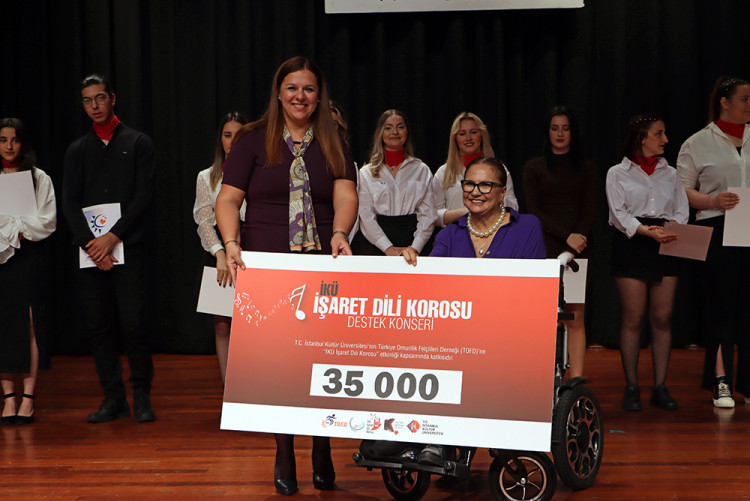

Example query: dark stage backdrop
[1,1,748,355]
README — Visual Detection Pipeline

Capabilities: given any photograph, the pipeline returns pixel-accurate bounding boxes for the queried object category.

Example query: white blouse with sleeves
[431,163,519,226]
[606,156,689,238]
[676,122,750,221]
[0,167,57,264]
[193,167,246,256]
[357,157,436,253]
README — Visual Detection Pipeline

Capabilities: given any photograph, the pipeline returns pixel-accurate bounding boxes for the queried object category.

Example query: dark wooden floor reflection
[1,347,749,499]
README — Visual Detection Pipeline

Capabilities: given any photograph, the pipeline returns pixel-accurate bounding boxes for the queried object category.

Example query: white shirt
[193,167,246,256]
[0,167,57,264]
[357,156,436,252]
[606,156,689,238]
[676,122,750,220]
[431,163,519,226]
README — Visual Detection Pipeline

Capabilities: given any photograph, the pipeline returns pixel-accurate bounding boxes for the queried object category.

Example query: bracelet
[224,239,240,247]
[331,230,348,239]
[706,194,713,209]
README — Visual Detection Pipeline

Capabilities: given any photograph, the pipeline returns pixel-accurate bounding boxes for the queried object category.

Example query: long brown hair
[234,56,346,177]
[210,111,248,191]
[0,117,36,173]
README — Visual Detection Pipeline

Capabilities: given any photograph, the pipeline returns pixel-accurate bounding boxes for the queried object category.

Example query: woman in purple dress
[403,156,545,264]
[215,57,358,495]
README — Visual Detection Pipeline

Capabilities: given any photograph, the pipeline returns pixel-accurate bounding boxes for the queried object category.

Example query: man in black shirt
[62,74,156,423]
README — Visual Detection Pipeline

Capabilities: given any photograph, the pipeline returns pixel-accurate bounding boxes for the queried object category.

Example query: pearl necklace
[468,207,507,255]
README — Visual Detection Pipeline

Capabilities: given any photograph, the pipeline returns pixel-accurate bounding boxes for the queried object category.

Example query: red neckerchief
[635,154,658,176]
[93,115,120,141]
[462,152,482,167]
[1,159,19,169]
[715,119,745,139]
[384,149,406,167]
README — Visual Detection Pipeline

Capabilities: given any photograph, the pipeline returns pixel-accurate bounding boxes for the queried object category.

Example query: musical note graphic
[232,283,308,328]
[290,285,306,320]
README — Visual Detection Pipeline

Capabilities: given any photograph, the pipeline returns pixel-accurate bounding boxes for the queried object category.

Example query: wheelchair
[351,254,604,500]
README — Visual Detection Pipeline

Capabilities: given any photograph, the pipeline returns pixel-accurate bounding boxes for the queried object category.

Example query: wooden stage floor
[1,347,749,500]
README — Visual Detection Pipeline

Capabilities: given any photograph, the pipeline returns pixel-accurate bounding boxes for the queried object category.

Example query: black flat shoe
[313,472,336,490]
[15,394,35,425]
[650,385,678,410]
[1,393,16,425]
[87,397,130,423]
[133,391,156,423]
[418,444,448,466]
[622,384,642,411]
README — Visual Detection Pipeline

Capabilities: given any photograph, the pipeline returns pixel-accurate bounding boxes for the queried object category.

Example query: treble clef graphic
[289,285,306,320]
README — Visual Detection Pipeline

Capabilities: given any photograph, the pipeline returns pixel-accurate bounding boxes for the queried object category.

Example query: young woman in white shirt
[676,76,750,408]
[432,112,518,227]
[193,111,248,384]
[606,114,688,412]
[354,109,436,256]
[0,118,57,425]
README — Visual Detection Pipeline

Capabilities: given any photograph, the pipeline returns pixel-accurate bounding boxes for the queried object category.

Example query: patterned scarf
[283,125,321,252]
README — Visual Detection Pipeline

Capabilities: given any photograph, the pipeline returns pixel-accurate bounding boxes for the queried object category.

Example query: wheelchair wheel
[381,467,431,500]
[551,384,603,490]
[488,451,556,501]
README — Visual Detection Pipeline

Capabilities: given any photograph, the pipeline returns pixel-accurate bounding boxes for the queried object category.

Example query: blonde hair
[443,112,494,190]
[368,109,414,178]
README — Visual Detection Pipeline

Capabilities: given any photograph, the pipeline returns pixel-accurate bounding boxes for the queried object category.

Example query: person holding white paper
[0,118,56,425]
[432,111,518,227]
[606,114,688,412]
[352,109,436,256]
[62,74,156,424]
[216,57,357,496]
[194,111,247,384]
[676,76,750,408]
[523,106,597,378]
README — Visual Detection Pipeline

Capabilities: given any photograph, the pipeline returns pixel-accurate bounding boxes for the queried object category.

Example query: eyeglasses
[82,94,109,108]
[461,180,504,194]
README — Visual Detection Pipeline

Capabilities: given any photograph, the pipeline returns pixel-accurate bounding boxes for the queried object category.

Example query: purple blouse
[430,209,547,259]
[222,129,357,253]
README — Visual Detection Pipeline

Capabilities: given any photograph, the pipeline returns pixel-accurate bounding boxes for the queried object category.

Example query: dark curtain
[1,0,748,354]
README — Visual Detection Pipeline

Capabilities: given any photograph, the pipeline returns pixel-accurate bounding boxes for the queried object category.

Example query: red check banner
[221,252,560,451]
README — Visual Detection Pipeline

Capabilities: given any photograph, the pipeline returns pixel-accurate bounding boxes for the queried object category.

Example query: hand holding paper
[659,222,713,261]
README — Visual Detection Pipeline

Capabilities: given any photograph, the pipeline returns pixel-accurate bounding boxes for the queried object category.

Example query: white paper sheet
[659,222,713,261]
[79,203,125,268]
[562,258,588,304]
[0,171,37,216]
[197,266,236,317]
[723,187,750,247]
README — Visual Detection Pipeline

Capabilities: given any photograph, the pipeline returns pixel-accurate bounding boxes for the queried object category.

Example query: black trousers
[696,216,750,396]
[77,243,153,399]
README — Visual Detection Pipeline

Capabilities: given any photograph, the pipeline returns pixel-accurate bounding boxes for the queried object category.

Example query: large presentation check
[221,252,560,451]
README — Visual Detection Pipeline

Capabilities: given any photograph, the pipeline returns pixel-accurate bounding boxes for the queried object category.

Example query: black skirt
[0,242,38,373]
[610,217,679,282]
[351,213,421,256]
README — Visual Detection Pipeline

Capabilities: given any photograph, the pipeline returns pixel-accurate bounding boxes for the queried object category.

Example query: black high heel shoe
[15,394,35,425]
[1,393,17,425]
[312,437,335,490]
[274,463,298,496]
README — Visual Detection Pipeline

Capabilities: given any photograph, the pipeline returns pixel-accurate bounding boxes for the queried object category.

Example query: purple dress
[222,129,357,253]
[430,209,547,259]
